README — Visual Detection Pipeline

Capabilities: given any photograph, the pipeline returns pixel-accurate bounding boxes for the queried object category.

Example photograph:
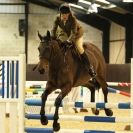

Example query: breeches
[75,37,84,54]
[56,27,84,54]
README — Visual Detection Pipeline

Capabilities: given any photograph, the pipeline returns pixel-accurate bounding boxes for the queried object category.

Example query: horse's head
[37,30,52,74]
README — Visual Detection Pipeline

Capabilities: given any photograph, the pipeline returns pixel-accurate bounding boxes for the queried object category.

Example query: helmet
[59,3,71,14]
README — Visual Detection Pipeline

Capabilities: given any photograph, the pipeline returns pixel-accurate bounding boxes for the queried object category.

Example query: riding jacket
[52,14,84,42]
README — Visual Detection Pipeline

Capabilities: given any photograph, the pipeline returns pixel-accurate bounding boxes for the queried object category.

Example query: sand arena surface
[25,93,131,132]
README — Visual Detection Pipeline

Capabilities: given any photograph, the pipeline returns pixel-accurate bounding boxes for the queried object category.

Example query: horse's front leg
[53,85,71,131]
[40,86,55,125]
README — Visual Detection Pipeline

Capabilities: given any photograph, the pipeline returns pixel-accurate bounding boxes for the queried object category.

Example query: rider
[51,3,96,78]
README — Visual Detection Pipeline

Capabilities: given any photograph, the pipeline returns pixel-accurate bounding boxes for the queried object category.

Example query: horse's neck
[49,42,64,69]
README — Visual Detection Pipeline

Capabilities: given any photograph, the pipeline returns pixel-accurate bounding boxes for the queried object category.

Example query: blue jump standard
[25,99,131,109]
[25,114,116,123]
[25,128,115,133]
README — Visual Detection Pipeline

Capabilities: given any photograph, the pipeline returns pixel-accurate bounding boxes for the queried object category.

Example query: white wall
[27,4,57,64]
[0,14,25,56]
[80,21,102,51]
[109,22,125,64]
[0,0,25,56]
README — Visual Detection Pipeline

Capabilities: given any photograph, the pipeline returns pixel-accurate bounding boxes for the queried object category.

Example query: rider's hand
[63,40,71,44]
[66,40,71,43]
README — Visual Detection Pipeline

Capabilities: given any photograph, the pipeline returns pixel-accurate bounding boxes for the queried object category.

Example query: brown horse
[37,31,113,131]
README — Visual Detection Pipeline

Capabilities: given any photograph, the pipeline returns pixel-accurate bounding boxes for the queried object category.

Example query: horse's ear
[46,30,51,40]
[38,31,42,41]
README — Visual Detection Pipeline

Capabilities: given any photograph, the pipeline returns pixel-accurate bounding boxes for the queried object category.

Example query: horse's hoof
[124,125,130,130]
[91,108,99,115]
[105,109,113,116]
[40,115,48,125]
[80,108,88,112]
[53,122,60,132]
[95,109,99,115]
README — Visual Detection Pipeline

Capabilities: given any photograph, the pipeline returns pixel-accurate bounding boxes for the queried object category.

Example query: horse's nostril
[39,69,45,74]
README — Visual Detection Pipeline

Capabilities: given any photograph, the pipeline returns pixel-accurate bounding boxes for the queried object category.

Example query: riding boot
[81,52,96,78]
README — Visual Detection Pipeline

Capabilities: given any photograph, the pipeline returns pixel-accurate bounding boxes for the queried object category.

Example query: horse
[37,30,113,131]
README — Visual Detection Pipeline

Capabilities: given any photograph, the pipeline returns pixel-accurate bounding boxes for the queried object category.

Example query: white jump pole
[131,58,133,130]
[18,54,26,133]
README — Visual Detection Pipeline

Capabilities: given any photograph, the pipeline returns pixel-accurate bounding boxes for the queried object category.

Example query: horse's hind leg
[53,84,71,131]
[97,77,113,116]
[40,85,56,125]
[90,87,100,115]
[87,80,100,115]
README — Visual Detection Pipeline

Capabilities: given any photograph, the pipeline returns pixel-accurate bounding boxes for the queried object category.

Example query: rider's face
[61,13,70,21]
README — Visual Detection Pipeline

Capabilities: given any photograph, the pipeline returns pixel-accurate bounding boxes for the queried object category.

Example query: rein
[49,40,70,70]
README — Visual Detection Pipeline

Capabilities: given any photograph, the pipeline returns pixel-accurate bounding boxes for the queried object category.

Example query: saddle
[60,41,81,59]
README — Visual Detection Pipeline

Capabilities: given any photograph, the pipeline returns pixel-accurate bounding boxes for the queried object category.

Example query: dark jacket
[52,14,84,41]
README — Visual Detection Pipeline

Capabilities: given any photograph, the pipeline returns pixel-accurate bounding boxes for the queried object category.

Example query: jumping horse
[37,30,113,131]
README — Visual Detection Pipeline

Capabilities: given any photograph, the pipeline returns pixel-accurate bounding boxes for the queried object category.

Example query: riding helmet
[59,3,71,14]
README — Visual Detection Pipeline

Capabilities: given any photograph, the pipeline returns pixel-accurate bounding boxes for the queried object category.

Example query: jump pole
[107,82,131,87]
[131,58,133,130]
[107,87,130,97]
[25,113,133,123]
[25,128,133,133]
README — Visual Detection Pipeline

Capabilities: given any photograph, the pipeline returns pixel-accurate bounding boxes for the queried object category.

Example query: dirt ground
[25,93,131,132]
